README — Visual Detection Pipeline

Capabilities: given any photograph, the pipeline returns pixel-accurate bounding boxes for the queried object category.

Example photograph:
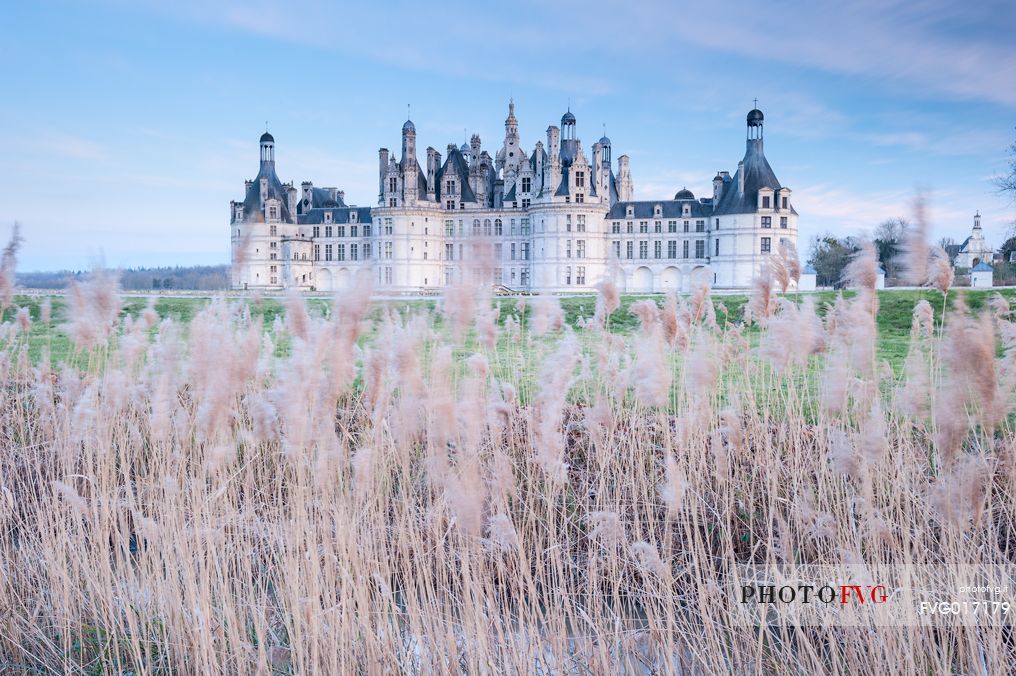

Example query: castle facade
[230,103,798,293]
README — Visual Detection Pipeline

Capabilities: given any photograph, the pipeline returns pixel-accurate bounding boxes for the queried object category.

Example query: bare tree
[873,217,909,282]
[996,130,1016,200]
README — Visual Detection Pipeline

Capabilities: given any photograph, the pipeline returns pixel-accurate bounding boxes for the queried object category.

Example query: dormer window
[626,206,634,218]
[654,205,662,217]
[521,177,531,192]
[575,171,585,188]
[781,196,788,209]
[351,211,358,223]
[324,212,333,224]
[762,196,771,209]
[388,177,397,192]
[268,205,278,221]
[682,204,690,217]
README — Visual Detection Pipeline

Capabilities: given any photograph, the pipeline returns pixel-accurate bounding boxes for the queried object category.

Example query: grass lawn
[4,288,1014,370]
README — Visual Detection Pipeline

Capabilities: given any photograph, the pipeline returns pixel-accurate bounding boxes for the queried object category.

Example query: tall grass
[1,253,1015,673]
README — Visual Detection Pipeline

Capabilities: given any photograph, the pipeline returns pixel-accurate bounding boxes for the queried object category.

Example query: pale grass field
[1,244,1015,673]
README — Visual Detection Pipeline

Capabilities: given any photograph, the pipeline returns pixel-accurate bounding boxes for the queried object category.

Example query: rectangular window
[521,198,530,208]
[761,237,771,253]
[313,226,320,238]
[780,216,788,229]
[495,243,503,260]
[575,171,585,188]
[384,218,393,235]
[363,243,371,259]
[575,193,584,203]
[654,241,662,259]
[696,240,705,258]
[696,220,705,232]
[363,225,371,237]
[446,243,454,260]
[715,239,719,256]
[566,240,572,258]
[762,196,771,209]
[577,215,586,232]
[384,241,393,259]
[626,241,634,259]
[612,222,620,234]
[639,241,648,259]
[445,220,454,236]
[385,267,393,285]
[576,266,585,285]
[627,221,633,233]
[350,225,358,238]
[565,266,572,285]
[520,218,531,235]
[325,244,333,261]
[521,268,530,286]
[510,243,516,260]
[640,221,648,233]
[521,177,531,192]
[782,196,788,209]
[351,243,358,261]
[522,243,530,260]
[338,226,346,238]
[337,244,346,261]
[269,225,277,236]
[683,220,690,233]
[668,241,677,259]
[495,219,503,236]
[614,240,621,258]
[668,220,677,233]
[314,244,320,261]
[683,240,689,258]
[577,240,585,259]
[762,216,772,228]
[566,214,572,232]
[325,226,333,238]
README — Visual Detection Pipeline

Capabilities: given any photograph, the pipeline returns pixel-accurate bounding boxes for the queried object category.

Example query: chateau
[230,103,798,292]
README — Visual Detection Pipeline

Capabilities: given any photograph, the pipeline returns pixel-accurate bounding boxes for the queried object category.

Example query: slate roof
[712,139,797,216]
[606,199,713,220]
[435,147,477,203]
[241,160,293,223]
[297,206,373,225]
[972,262,993,272]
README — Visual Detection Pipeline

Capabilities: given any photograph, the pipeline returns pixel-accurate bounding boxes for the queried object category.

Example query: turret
[617,154,633,202]
[713,172,724,202]
[259,131,275,166]
[547,126,561,195]
[378,148,389,203]
[402,119,418,205]
[426,147,438,200]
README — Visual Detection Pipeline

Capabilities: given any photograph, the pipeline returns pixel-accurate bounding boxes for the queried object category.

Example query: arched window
[483,219,492,236]
[472,219,481,236]
[494,219,503,236]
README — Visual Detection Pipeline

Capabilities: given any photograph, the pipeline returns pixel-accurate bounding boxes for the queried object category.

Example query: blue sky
[2,0,1015,271]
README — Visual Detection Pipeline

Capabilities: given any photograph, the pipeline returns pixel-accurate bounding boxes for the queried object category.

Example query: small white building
[971,262,993,288]
[798,264,817,291]
[955,212,992,269]
[876,265,886,289]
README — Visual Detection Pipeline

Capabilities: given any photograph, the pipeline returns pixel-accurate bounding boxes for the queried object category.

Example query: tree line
[17,265,230,291]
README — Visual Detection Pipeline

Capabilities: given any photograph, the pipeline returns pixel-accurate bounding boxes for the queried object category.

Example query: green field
[5,288,1013,370]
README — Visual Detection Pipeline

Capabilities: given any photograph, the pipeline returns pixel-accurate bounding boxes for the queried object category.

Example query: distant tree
[997,129,1016,200]
[808,235,860,288]
[161,277,174,290]
[938,237,960,265]
[998,235,1016,263]
[152,278,161,289]
[873,217,908,283]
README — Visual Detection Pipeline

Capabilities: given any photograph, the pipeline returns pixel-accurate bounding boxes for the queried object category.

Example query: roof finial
[753,97,758,108]
[407,103,411,120]
[265,120,268,133]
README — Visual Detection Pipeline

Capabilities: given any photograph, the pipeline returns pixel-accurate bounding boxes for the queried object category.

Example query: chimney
[737,161,745,195]
[378,148,389,202]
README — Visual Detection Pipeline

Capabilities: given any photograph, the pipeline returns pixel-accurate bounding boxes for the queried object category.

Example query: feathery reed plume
[769,248,790,294]
[14,306,31,333]
[927,247,953,294]
[911,299,935,339]
[628,299,659,334]
[587,511,624,546]
[659,452,688,516]
[630,542,668,577]
[689,269,712,324]
[779,239,801,287]
[827,427,860,480]
[529,295,565,336]
[858,400,888,465]
[486,514,519,552]
[63,268,122,350]
[843,240,878,292]
[284,289,310,341]
[0,222,22,310]
[901,193,929,284]
[746,262,775,324]
[40,297,51,325]
[533,332,579,482]
[593,277,620,327]
[928,455,989,528]
[661,292,683,347]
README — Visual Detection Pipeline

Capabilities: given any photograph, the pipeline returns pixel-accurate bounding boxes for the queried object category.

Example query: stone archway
[632,266,653,293]
[660,266,681,291]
